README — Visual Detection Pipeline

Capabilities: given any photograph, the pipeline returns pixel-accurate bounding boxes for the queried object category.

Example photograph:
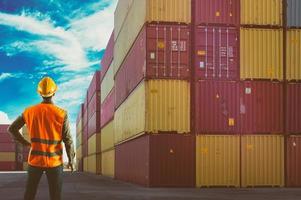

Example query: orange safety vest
[23,103,66,168]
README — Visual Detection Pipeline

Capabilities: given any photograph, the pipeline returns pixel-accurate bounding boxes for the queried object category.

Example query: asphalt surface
[0,172,301,200]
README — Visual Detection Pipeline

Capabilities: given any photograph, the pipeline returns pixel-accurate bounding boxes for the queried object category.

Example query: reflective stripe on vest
[23,103,66,168]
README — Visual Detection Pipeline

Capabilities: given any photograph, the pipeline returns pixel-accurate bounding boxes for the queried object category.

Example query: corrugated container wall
[101,149,115,178]
[286,29,301,81]
[101,89,115,128]
[115,134,195,187]
[101,31,114,80]
[287,0,301,28]
[114,0,191,76]
[195,0,240,25]
[114,80,190,144]
[286,83,301,134]
[240,81,283,134]
[87,71,101,103]
[87,112,101,138]
[114,0,134,40]
[101,121,115,152]
[286,136,301,187]
[195,80,240,134]
[115,24,191,109]
[240,0,282,26]
[194,26,239,80]
[196,135,240,187]
[240,28,283,80]
[88,134,101,155]
[241,135,284,187]
[101,64,114,104]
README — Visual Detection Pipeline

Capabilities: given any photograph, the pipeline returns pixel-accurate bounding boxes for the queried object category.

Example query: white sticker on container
[150,52,155,60]
[245,88,251,94]
[240,104,246,114]
[199,62,205,68]
[293,142,297,147]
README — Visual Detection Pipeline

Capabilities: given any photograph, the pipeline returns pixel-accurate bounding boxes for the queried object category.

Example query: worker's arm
[7,115,31,146]
[62,113,75,166]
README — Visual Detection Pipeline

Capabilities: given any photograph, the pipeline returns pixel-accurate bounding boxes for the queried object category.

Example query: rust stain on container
[115,134,195,187]
[241,135,284,187]
[195,80,240,134]
[286,135,301,187]
[286,83,301,134]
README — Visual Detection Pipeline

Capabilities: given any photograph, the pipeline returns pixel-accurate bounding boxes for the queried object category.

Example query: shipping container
[240,0,282,26]
[101,63,114,104]
[76,145,82,159]
[286,29,301,81]
[115,134,195,187]
[195,80,240,134]
[83,109,88,128]
[286,83,301,134]
[287,0,301,28]
[115,80,190,144]
[101,31,114,81]
[76,104,83,128]
[286,136,301,187]
[0,143,16,152]
[114,0,191,76]
[195,0,239,26]
[114,0,134,40]
[240,28,283,80]
[0,162,15,171]
[23,162,28,171]
[76,133,82,148]
[83,157,88,172]
[115,23,191,109]
[85,153,101,174]
[0,152,15,162]
[196,135,240,187]
[101,120,115,152]
[241,135,284,187]
[0,134,14,142]
[194,26,239,80]
[87,92,100,121]
[101,88,115,128]
[87,112,101,138]
[0,125,9,133]
[87,71,101,103]
[240,81,283,134]
[88,133,101,155]
[101,149,115,178]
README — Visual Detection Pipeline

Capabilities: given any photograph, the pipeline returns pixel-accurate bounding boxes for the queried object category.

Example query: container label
[215,11,220,17]
[197,50,206,56]
[220,47,227,57]
[228,46,234,57]
[245,88,252,94]
[171,40,186,51]
[199,62,205,68]
[157,41,165,49]
[228,118,235,126]
[150,52,156,60]
[240,104,246,114]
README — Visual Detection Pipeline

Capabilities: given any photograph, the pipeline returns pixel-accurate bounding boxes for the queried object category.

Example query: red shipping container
[83,107,88,128]
[287,136,301,187]
[88,92,100,121]
[194,26,239,80]
[240,81,283,134]
[0,162,15,171]
[115,134,195,187]
[115,23,191,109]
[101,88,115,128]
[195,0,240,26]
[87,71,101,103]
[0,143,16,152]
[0,125,9,133]
[88,112,101,138]
[195,80,240,134]
[286,83,301,134]
[0,133,14,142]
[101,31,114,82]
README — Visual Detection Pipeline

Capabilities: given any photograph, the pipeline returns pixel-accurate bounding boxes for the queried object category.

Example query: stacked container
[21,126,30,170]
[84,71,101,174]
[113,0,195,187]
[100,32,115,178]
[76,104,84,171]
[0,125,20,171]
[285,0,301,187]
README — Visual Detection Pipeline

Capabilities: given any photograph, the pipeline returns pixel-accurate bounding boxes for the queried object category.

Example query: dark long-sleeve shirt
[8,107,75,164]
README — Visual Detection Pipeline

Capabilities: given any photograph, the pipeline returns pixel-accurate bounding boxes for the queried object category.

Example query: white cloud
[0,73,13,82]
[0,72,26,82]
[0,111,11,124]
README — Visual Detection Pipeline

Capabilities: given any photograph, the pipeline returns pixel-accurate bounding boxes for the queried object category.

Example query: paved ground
[0,172,301,200]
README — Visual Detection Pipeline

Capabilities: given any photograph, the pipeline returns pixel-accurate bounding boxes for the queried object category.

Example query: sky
[0,0,117,160]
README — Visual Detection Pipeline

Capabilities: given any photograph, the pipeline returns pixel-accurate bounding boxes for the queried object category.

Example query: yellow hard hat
[37,77,58,97]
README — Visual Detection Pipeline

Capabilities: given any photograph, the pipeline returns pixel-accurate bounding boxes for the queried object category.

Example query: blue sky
[0,0,116,157]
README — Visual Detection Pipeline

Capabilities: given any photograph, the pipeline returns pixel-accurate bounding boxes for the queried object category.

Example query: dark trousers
[24,164,63,200]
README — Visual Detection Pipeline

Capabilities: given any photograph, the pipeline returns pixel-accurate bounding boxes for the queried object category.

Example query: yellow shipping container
[101,63,114,104]
[114,0,134,40]
[88,134,101,155]
[101,120,115,152]
[102,149,115,178]
[23,162,28,171]
[0,152,15,162]
[114,0,191,75]
[115,80,190,144]
[76,133,82,146]
[241,135,284,187]
[83,157,88,172]
[87,154,96,174]
[76,145,82,159]
[287,29,301,81]
[196,135,240,187]
[240,28,283,80]
[241,0,282,25]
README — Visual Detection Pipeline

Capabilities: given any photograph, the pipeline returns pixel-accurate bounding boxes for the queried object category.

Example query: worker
[7,76,75,200]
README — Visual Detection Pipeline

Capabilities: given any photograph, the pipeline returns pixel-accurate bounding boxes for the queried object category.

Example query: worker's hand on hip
[68,162,74,172]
